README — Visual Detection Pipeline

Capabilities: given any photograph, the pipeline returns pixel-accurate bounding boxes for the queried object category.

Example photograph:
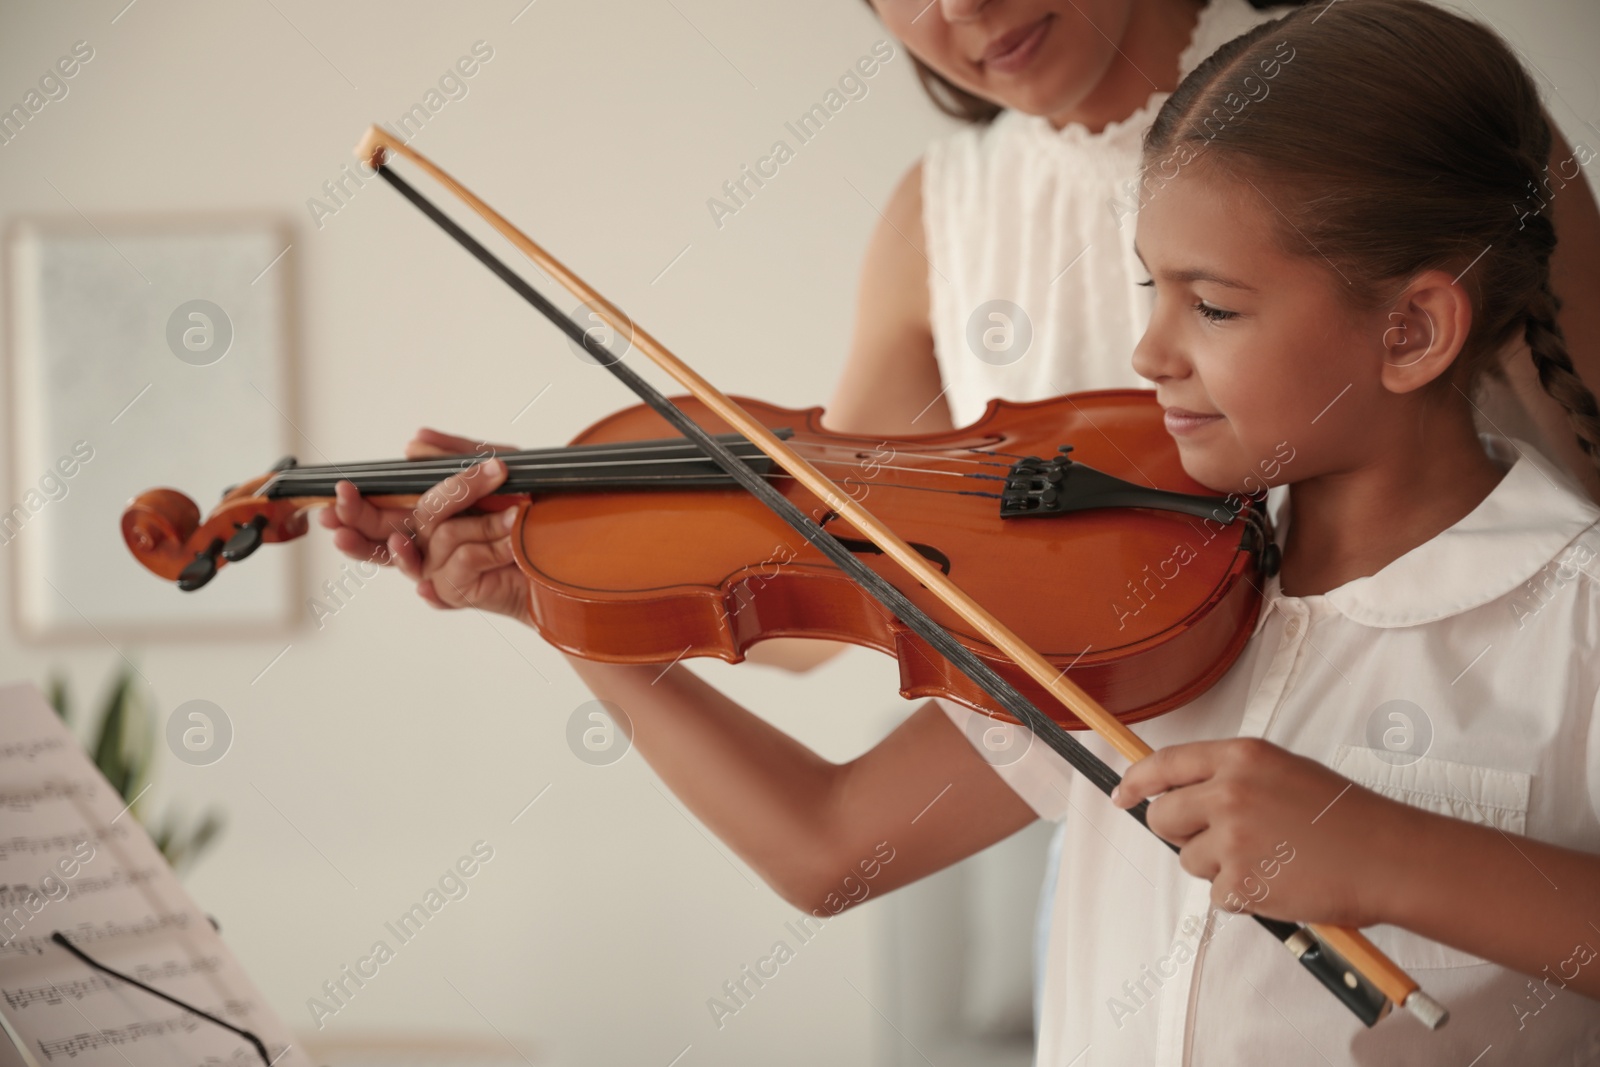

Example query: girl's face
[869,0,1137,120]
[1129,166,1385,495]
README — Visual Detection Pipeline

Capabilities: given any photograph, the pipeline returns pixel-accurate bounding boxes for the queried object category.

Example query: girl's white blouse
[940,435,1600,1064]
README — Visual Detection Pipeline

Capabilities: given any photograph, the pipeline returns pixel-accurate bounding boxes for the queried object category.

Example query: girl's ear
[1378,270,1474,394]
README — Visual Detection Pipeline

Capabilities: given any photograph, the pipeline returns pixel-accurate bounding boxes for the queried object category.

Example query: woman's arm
[567,655,1038,914]
[822,158,951,437]
[746,158,952,671]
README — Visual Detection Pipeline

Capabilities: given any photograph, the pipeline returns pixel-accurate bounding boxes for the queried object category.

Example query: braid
[1524,275,1600,474]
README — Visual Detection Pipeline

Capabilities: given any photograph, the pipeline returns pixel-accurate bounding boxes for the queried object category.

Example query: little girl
[322,0,1600,1061]
[936,0,1600,1061]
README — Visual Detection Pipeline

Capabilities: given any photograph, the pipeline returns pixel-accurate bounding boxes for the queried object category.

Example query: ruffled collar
[1259,434,1600,628]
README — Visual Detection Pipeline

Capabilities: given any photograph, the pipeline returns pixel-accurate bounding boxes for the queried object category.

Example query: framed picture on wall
[5,215,300,641]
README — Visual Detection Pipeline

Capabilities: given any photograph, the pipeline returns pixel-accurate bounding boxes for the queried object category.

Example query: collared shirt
[940,433,1600,1066]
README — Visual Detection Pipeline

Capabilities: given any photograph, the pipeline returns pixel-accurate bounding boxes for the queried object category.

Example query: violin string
[274,454,982,483]
[264,439,761,477]
[763,472,1002,499]
[266,437,1014,482]
[265,450,1005,486]
[270,469,1003,501]
[790,441,1014,470]
[265,446,1008,496]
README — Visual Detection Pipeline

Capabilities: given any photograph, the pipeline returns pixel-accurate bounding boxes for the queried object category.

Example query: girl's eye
[1194,301,1237,323]
[1137,279,1237,323]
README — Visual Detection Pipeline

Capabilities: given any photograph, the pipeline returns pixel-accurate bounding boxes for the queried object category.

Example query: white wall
[1,2,1596,1066]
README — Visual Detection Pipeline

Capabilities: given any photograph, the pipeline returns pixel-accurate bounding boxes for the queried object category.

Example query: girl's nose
[940,0,994,24]
[1131,322,1186,384]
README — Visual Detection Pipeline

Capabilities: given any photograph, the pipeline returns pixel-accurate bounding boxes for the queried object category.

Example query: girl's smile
[1162,407,1224,435]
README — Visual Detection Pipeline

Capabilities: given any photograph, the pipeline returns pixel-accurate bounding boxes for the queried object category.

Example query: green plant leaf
[52,662,225,876]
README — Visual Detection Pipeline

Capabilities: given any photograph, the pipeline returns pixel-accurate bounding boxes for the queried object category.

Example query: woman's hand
[1111,738,1414,929]
[317,428,534,626]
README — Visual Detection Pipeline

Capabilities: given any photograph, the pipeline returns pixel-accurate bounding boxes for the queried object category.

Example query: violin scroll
[122,475,311,590]
[122,488,201,582]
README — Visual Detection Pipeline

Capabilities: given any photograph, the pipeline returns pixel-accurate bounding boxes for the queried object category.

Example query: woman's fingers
[405,428,518,460]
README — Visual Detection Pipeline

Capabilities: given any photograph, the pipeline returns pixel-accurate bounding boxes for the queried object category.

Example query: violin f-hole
[819,511,951,575]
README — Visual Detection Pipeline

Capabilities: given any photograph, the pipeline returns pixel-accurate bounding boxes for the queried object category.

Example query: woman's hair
[1141,0,1600,473]
[868,0,1315,125]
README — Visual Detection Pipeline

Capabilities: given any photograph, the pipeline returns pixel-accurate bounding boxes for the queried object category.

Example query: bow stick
[354,125,1446,1030]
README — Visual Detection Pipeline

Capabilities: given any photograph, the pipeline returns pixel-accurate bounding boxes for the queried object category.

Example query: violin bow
[354,125,1446,1030]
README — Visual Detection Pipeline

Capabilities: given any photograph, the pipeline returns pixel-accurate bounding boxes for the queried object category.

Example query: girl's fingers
[330,481,412,545]
[1174,831,1225,883]
[1143,782,1214,846]
[416,577,449,609]
[409,459,508,544]
[423,509,518,575]
[445,538,518,581]
[389,531,425,581]
[424,538,519,609]
[330,526,390,566]
[1112,740,1232,808]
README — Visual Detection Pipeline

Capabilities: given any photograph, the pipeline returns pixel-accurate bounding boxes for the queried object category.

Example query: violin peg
[221,515,269,562]
[177,538,225,592]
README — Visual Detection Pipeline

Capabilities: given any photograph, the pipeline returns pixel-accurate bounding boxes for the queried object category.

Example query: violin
[121,389,1277,729]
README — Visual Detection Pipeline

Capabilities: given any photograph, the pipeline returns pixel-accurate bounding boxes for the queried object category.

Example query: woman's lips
[1163,408,1225,435]
[982,15,1053,75]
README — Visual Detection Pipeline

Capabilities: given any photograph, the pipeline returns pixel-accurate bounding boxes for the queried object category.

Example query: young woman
[322,0,1600,1060]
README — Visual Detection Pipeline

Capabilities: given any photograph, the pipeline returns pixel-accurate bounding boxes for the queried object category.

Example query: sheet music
[0,682,312,1066]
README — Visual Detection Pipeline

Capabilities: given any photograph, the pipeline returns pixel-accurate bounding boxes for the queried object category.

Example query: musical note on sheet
[0,682,311,1066]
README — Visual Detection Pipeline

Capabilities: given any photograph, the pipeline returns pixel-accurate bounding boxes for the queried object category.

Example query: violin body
[518,390,1269,726]
[123,389,1273,728]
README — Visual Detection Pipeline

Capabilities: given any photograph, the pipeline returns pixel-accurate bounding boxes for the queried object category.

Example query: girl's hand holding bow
[1111,738,1413,929]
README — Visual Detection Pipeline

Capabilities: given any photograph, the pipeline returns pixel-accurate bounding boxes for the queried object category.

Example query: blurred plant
[48,664,224,876]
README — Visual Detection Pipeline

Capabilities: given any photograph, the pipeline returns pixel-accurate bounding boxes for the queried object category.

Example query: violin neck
[257,431,787,499]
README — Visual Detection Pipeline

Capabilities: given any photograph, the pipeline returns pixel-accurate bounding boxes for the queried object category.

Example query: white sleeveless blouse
[922,0,1296,427]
